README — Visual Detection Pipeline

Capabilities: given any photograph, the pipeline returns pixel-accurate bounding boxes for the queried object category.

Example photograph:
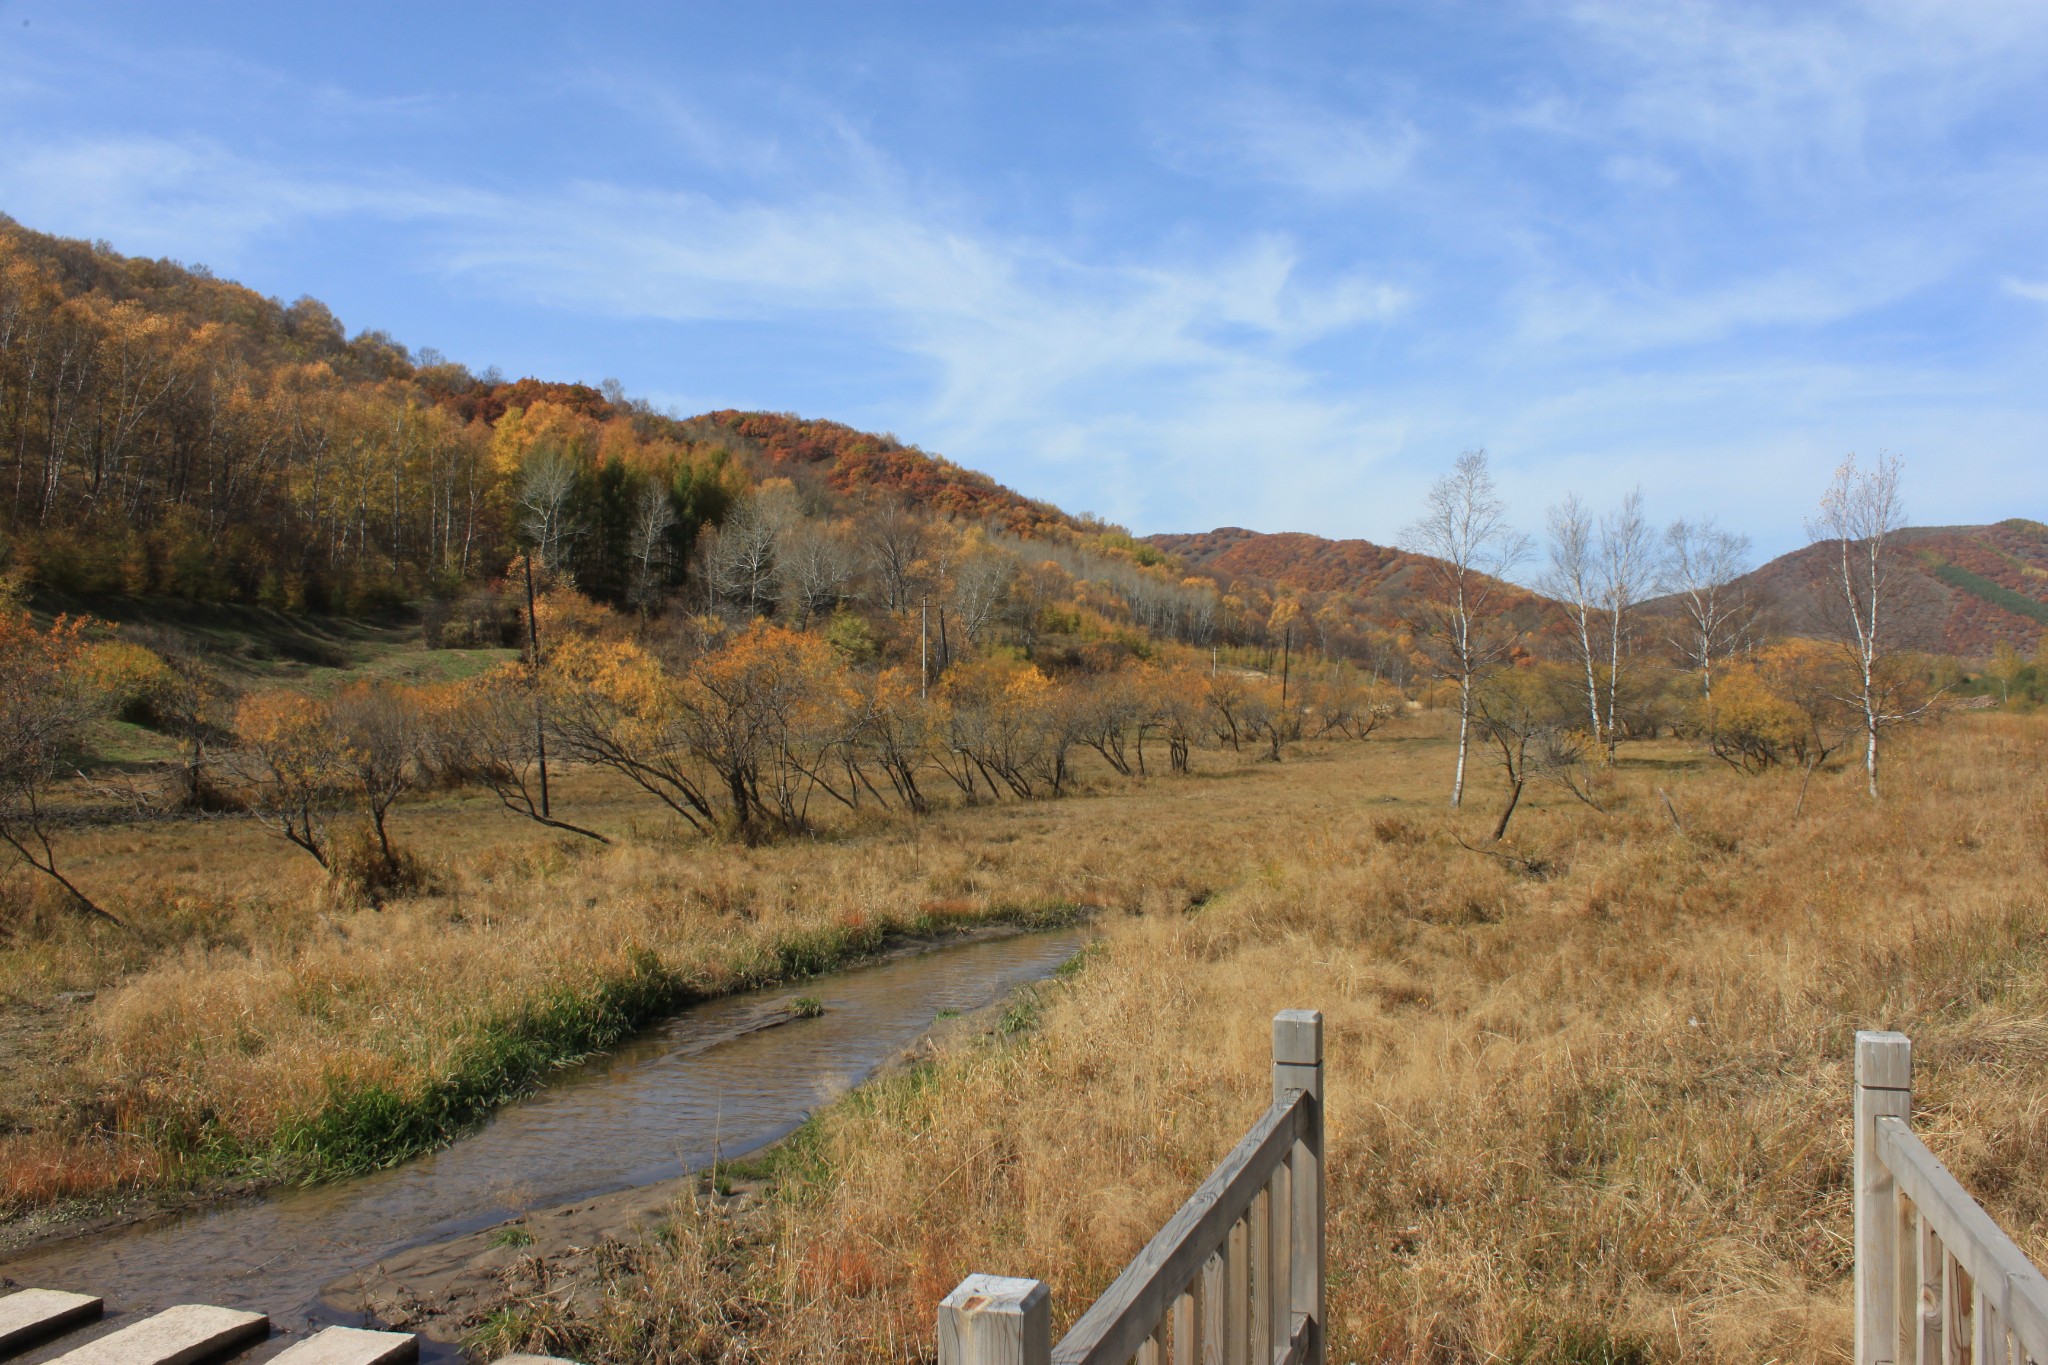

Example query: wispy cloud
[1154,90,1422,199]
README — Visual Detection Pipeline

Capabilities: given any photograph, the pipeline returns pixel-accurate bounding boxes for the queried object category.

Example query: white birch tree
[1400,450,1530,808]
[1659,518,1753,700]
[1808,452,1913,798]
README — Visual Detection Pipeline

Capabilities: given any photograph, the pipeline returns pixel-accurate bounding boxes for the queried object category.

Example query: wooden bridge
[6,1020,2046,1365]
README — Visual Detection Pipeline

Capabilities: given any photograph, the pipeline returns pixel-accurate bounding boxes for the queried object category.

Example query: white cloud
[2004,277,2048,304]
[1153,91,1421,199]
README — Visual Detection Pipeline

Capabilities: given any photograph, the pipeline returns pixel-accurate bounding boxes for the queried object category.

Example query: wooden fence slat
[1900,1194,1923,1365]
[1922,1221,1946,1365]
[1201,1253,1224,1365]
[1171,1285,1197,1365]
[1225,1217,1249,1365]
[1250,1188,1271,1365]
[1269,1159,1292,1365]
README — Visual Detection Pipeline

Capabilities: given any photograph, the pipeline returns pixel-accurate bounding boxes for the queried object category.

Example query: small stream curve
[0,929,1086,1335]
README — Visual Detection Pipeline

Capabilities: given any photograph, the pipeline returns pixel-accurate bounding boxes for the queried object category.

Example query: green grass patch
[1929,561,2048,625]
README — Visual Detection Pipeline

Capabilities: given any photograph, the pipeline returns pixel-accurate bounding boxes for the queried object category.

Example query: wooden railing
[1856,1031,2048,1365]
[938,1010,1325,1365]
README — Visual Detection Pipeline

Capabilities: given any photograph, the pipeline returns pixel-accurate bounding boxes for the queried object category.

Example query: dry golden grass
[0,746,1239,1212]
[476,714,2048,1365]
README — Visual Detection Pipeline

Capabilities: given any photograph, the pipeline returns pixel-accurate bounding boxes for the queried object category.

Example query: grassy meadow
[5,680,2047,1365]
[451,712,2048,1365]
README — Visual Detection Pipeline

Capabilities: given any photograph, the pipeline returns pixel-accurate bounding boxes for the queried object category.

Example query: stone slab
[265,1328,415,1365]
[0,1289,105,1355]
[47,1304,267,1365]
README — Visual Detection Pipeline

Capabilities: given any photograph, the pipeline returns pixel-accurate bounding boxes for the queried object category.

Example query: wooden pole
[939,1275,1051,1365]
[524,551,550,819]
[921,597,929,699]
[1856,1030,1912,1365]
[1275,1009,1325,1365]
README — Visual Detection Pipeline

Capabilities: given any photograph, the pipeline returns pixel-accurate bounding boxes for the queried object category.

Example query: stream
[0,929,1086,1337]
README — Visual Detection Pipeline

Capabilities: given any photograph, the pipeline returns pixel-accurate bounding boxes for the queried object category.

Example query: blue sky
[2,1,2044,557]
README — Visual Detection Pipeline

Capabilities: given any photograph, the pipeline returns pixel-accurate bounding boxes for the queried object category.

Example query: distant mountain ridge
[1147,520,2048,658]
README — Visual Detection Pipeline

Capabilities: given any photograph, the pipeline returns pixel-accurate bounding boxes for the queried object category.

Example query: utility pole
[920,596,929,699]
[524,551,550,819]
[1281,624,1292,705]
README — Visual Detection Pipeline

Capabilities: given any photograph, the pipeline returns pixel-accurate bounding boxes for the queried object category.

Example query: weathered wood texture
[46,1304,268,1365]
[268,1327,420,1365]
[1856,1031,2048,1365]
[939,1276,1052,1365]
[0,1289,104,1355]
[940,1010,1325,1365]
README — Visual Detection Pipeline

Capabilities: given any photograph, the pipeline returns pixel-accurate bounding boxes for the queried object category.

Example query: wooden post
[1858,1031,1913,1365]
[940,1275,1051,1365]
[1275,1009,1325,1365]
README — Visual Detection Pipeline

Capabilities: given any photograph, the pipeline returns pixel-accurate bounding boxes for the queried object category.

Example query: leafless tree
[778,519,861,627]
[1595,489,1655,760]
[702,495,780,619]
[1400,450,1531,807]
[1543,494,1605,750]
[1659,518,1754,700]
[950,549,1017,646]
[517,447,580,572]
[625,481,677,613]
[858,500,931,611]
[1807,452,1923,797]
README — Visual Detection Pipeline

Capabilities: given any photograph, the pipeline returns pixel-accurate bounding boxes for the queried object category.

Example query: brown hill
[1144,526,1555,641]
[1739,520,2048,657]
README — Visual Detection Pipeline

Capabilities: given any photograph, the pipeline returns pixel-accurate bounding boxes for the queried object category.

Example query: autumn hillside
[1732,520,2048,656]
[1153,519,2048,659]
[1148,526,1555,645]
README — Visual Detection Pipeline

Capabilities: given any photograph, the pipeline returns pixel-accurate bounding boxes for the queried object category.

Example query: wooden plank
[1225,1217,1249,1365]
[1919,1212,1944,1365]
[268,1327,418,1365]
[1948,1254,1972,1365]
[1879,1118,2048,1362]
[1136,1325,1164,1365]
[47,1305,268,1365]
[1267,1162,1291,1365]
[1899,1194,1922,1365]
[939,1276,1052,1365]
[1199,1253,1223,1365]
[1250,1189,1270,1365]
[1859,1031,1913,1365]
[0,1289,104,1355]
[1977,1286,2004,1365]
[1169,1286,1197,1365]
[1289,1098,1323,1365]
[1051,1096,1307,1365]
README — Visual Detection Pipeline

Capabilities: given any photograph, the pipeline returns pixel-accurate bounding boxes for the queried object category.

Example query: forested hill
[0,217,1087,613]
[1151,517,2048,659]
[1730,521,2048,656]
[1146,526,1553,636]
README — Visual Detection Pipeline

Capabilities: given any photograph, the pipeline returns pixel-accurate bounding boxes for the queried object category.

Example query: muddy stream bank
[0,928,1088,1353]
